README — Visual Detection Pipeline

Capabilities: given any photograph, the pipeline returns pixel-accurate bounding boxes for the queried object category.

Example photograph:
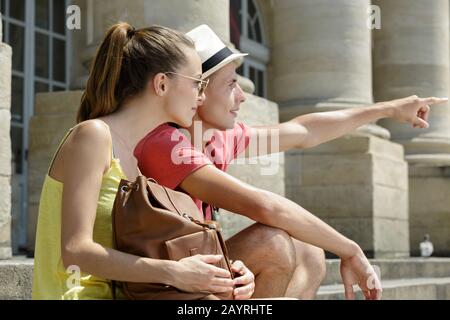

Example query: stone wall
[27,92,82,253]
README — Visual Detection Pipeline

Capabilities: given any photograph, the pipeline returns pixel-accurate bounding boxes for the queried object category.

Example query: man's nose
[236,84,246,103]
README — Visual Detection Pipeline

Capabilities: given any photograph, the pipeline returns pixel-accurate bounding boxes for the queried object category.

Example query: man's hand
[386,95,448,129]
[230,260,255,300]
[340,248,382,300]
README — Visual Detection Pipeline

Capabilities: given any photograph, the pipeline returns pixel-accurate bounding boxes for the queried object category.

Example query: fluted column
[0,13,13,259]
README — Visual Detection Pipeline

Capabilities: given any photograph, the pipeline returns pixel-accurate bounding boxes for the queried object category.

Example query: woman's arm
[59,121,233,292]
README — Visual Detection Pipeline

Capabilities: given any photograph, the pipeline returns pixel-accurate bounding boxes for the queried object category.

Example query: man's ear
[152,73,169,96]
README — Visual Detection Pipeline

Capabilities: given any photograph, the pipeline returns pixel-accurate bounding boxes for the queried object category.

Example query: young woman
[32,22,254,300]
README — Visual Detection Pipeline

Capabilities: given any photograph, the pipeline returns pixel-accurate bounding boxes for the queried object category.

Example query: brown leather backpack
[111,175,234,300]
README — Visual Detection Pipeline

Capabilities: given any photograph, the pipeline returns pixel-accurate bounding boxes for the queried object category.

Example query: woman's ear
[152,73,168,96]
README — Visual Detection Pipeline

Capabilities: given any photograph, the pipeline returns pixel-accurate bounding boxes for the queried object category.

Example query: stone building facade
[0,0,449,260]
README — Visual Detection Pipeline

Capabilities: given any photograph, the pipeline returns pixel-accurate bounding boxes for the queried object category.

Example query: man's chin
[220,120,236,130]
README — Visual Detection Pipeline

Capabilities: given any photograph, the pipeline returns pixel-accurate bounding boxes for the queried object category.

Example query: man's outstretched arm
[249,95,447,155]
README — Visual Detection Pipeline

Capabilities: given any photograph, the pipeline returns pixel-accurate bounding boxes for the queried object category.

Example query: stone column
[272,0,388,138]
[373,0,450,256]
[0,13,13,259]
[374,0,450,159]
[273,0,409,258]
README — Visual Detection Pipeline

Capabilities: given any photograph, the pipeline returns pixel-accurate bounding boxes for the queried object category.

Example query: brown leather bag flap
[146,179,204,221]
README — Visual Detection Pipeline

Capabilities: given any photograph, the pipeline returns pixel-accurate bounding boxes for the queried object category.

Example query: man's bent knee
[226,223,297,276]
[250,224,296,274]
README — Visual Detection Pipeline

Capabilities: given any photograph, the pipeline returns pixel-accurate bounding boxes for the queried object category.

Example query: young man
[134,25,446,300]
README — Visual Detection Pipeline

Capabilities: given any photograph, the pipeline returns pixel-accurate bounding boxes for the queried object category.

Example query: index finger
[344,284,355,300]
[370,288,382,300]
[420,97,448,105]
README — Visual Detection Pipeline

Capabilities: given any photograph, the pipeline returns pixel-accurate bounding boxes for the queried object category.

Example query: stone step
[323,258,450,285]
[317,277,450,300]
[2,257,450,299]
[0,257,33,299]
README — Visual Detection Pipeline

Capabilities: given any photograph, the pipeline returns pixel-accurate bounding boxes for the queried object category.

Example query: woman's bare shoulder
[49,119,112,180]
[62,120,112,170]
[71,119,111,143]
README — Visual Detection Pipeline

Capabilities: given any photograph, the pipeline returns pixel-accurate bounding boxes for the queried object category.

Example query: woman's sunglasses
[165,72,210,95]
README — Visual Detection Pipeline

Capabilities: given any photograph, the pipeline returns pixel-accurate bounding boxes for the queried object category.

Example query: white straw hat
[186,24,248,78]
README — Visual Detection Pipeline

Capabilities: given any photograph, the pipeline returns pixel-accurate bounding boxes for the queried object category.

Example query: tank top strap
[47,126,77,175]
[47,120,115,175]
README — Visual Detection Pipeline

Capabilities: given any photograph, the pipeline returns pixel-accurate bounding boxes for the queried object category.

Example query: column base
[285,134,410,258]
[398,137,450,157]
[280,100,391,140]
[0,247,12,260]
[353,123,391,140]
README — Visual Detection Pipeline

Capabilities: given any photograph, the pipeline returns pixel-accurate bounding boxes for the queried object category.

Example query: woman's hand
[231,260,255,300]
[171,254,234,294]
[340,247,382,300]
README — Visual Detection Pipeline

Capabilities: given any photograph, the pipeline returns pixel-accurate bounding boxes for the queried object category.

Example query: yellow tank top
[32,123,128,299]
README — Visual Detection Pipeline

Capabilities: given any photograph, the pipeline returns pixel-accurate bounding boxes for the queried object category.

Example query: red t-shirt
[134,123,252,220]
